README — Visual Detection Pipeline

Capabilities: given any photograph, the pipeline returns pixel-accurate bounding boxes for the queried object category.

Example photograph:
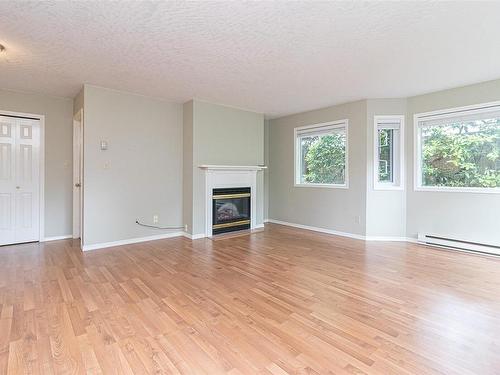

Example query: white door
[0,115,40,246]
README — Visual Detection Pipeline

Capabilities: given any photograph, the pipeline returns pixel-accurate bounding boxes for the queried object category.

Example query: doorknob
[75,183,81,187]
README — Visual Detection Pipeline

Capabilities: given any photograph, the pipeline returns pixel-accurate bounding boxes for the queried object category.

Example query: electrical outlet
[354,215,361,224]
[153,215,159,224]
[184,224,188,231]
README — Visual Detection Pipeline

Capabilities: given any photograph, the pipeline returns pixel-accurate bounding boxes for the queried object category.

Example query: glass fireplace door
[212,187,251,234]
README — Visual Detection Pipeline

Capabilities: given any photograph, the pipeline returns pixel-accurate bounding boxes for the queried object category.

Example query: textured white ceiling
[1,1,500,118]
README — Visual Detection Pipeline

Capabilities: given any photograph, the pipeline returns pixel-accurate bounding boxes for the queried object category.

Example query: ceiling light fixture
[0,44,5,53]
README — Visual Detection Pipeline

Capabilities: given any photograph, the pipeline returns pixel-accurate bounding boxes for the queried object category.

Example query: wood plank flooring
[1,223,499,374]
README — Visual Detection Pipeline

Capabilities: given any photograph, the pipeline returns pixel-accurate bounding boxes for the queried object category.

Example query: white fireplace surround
[200,165,267,237]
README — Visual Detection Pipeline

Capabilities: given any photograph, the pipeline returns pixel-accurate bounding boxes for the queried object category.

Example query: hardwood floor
[1,223,499,374]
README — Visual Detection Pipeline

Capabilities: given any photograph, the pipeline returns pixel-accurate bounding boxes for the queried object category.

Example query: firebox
[212,187,251,235]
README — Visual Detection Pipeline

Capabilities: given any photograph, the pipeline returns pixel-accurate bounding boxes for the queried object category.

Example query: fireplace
[212,187,251,235]
[201,165,265,238]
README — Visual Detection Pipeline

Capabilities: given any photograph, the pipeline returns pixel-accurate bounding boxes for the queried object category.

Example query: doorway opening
[73,109,83,246]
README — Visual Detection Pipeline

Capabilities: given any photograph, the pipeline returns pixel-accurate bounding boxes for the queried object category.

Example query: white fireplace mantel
[199,165,267,171]
[200,165,266,237]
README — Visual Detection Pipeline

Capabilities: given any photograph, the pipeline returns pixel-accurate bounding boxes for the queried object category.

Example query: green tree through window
[300,133,346,184]
[420,117,500,188]
[378,129,393,182]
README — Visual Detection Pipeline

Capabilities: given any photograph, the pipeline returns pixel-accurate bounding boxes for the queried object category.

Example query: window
[294,120,348,188]
[374,116,404,189]
[415,102,500,192]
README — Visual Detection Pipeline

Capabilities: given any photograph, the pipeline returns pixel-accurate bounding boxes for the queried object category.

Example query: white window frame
[414,101,500,194]
[294,120,349,189]
[373,115,404,190]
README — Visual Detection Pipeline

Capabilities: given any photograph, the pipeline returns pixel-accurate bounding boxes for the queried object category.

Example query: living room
[1,2,499,374]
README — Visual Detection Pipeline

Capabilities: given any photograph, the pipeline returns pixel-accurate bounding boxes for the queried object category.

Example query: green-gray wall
[0,88,73,238]
[406,80,500,245]
[365,98,407,238]
[74,88,84,115]
[82,85,183,246]
[3,76,499,246]
[182,100,194,234]
[269,100,368,236]
[268,78,500,244]
[264,119,270,221]
[183,100,265,235]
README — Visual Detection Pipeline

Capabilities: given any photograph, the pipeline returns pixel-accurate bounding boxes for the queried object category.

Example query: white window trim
[373,115,405,191]
[294,119,349,189]
[414,100,500,194]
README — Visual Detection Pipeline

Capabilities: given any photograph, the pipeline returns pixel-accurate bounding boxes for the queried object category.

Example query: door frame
[72,109,83,242]
[0,109,45,241]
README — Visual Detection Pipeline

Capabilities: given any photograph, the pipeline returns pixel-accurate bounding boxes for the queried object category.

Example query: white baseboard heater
[418,233,500,256]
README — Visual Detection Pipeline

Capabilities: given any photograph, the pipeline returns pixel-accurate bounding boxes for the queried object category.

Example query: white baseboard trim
[266,219,414,243]
[79,223,418,251]
[183,233,206,240]
[266,219,366,241]
[405,237,418,243]
[183,226,265,240]
[364,236,410,242]
[82,231,184,251]
[41,235,73,242]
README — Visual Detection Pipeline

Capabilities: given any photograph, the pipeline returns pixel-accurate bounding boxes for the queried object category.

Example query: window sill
[414,186,500,194]
[294,183,349,189]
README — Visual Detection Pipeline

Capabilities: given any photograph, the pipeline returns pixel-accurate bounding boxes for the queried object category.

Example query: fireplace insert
[212,187,251,235]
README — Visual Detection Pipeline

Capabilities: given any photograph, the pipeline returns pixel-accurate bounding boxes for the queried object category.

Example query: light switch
[100,140,108,150]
